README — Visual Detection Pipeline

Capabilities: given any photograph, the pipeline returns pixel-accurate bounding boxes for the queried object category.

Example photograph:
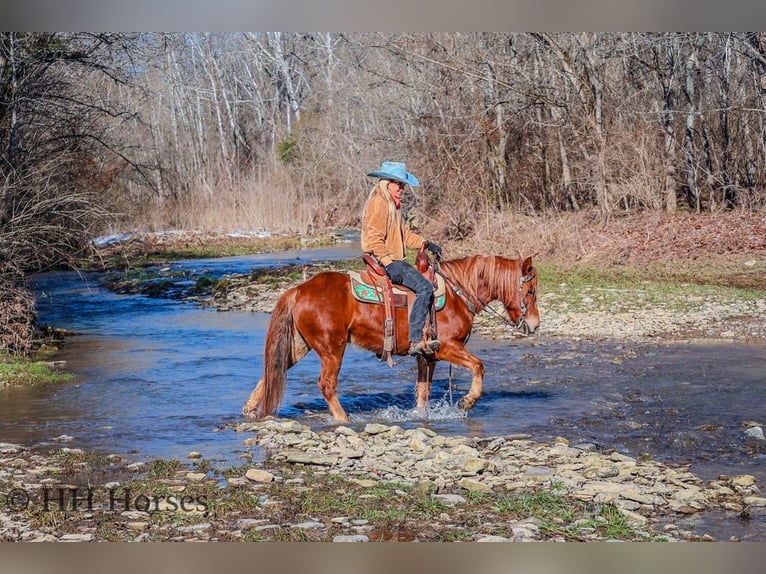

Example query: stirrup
[408,339,440,357]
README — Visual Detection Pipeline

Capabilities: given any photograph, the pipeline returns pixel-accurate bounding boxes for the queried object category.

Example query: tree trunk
[683,36,702,212]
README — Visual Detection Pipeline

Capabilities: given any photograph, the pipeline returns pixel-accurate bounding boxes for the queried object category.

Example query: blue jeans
[385,260,434,342]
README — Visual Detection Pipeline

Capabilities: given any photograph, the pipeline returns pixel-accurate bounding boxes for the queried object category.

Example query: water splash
[349,395,468,424]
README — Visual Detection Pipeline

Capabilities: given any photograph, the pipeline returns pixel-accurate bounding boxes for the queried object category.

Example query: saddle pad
[348,270,446,310]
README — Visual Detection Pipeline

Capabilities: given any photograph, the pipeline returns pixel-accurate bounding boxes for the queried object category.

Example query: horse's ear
[522,256,534,275]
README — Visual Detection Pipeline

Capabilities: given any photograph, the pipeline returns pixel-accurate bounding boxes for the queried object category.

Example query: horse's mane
[439,254,521,311]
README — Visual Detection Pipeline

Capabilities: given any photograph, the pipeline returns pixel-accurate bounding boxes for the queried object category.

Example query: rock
[335,449,364,459]
[731,475,758,489]
[234,519,269,530]
[458,478,493,493]
[744,427,765,441]
[176,523,211,533]
[0,443,25,454]
[334,534,370,542]
[461,457,491,475]
[743,496,766,507]
[187,451,202,459]
[352,479,378,488]
[363,424,390,435]
[618,508,649,526]
[476,535,510,542]
[292,521,325,529]
[60,533,94,542]
[283,451,338,466]
[52,435,74,442]
[433,493,466,506]
[245,468,275,483]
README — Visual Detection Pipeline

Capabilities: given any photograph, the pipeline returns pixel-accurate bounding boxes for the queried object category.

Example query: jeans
[385,260,434,342]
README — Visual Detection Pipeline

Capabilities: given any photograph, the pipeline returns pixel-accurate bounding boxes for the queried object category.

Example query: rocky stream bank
[1,414,764,542]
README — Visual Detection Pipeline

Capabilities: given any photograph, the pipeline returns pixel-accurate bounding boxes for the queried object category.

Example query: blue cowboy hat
[367,161,419,187]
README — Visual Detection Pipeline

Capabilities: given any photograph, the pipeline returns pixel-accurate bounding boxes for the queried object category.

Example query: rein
[434,258,534,337]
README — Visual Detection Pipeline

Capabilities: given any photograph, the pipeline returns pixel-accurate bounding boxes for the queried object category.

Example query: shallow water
[6,244,765,540]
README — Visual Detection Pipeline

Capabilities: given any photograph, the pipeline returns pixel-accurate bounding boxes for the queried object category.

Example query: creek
[4,243,765,540]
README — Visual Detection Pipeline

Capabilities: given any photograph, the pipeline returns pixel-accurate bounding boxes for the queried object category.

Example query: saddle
[348,246,445,366]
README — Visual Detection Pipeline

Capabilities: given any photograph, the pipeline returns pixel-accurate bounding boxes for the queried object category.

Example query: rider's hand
[425,241,443,261]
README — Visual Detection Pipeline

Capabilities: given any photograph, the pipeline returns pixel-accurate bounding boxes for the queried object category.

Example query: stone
[744,427,765,441]
[52,435,74,442]
[461,457,491,475]
[743,496,766,507]
[292,521,325,529]
[476,535,510,542]
[0,443,25,454]
[245,468,275,483]
[458,477,493,493]
[177,523,211,533]
[284,451,338,466]
[364,423,390,435]
[352,478,378,488]
[60,533,95,542]
[334,534,370,542]
[433,493,466,506]
[731,475,758,489]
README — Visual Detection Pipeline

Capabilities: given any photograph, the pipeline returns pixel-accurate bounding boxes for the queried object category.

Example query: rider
[361,161,443,357]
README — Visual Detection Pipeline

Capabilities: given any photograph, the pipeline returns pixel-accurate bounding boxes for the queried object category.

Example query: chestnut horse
[242,253,540,422]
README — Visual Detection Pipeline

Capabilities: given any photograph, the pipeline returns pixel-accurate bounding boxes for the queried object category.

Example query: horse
[242,252,540,422]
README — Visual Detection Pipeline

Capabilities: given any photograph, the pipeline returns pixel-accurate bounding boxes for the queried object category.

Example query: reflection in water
[4,246,765,540]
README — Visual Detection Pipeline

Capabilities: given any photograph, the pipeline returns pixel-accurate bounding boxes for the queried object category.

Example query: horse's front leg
[436,343,485,412]
[415,355,436,411]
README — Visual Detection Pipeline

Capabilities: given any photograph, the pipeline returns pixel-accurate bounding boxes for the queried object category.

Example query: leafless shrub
[1,157,112,272]
[0,262,35,354]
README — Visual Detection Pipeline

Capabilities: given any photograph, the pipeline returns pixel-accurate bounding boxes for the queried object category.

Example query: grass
[535,260,766,317]
[0,352,74,388]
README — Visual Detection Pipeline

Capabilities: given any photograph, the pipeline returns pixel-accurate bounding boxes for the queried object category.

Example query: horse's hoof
[457,396,476,411]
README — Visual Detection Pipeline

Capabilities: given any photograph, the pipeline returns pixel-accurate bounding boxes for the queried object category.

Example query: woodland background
[2,32,766,350]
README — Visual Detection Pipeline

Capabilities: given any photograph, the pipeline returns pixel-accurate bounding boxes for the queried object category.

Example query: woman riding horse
[361,161,443,357]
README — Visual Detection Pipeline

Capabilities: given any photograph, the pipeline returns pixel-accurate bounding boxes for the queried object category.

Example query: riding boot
[408,339,440,357]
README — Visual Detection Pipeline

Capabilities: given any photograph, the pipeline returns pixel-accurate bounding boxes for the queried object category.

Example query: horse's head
[507,256,540,336]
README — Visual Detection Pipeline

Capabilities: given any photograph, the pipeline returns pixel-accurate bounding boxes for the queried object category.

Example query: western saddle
[353,245,439,366]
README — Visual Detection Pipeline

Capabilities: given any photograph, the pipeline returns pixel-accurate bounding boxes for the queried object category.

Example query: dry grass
[451,208,766,264]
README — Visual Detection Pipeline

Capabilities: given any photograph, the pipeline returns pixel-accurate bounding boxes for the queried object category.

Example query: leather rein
[433,259,535,336]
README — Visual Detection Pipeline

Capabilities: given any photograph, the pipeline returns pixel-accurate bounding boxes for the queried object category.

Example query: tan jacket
[361,185,425,266]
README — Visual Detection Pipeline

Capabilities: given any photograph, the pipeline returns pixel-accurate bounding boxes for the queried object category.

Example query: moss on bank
[0,352,74,388]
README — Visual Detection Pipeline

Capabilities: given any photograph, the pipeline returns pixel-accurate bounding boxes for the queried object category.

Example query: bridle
[434,259,536,337]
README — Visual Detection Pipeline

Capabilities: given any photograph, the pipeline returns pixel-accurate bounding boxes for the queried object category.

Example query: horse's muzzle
[518,318,541,337]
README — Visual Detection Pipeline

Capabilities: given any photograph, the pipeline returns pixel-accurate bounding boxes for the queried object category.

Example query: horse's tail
[243,287,298,418]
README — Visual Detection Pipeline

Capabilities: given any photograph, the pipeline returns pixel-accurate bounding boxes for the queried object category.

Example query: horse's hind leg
[415,356,436,411]
[316,344,349,422]
[243,332,310,417]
